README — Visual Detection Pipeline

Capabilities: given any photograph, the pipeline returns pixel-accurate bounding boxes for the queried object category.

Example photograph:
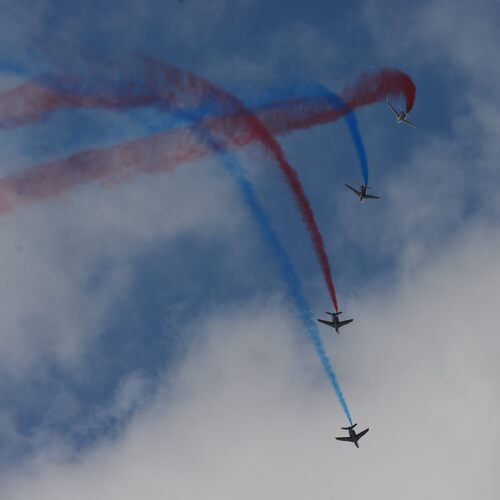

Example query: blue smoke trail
[221,150,353,424]
[174,106,353,424]
[240,82,369,186]
[344,109,368,185]
[318,86,369,186]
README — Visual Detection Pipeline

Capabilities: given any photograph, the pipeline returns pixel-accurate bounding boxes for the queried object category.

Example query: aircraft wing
[338,319,353,327]
[363,194,380,200]
[345,184,360,196]
[403,118,416,128]
[356,428,369,439]
[335,436,354,442]
[317,319,334,327]
[386,100,398,116]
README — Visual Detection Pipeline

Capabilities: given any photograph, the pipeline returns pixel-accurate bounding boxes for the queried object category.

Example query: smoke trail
[145,62,352,421]
[222,149,353,424]
[0,62,415,423]
[0,63,355,422]
[342,108,368,185]
[133,61,355,420]
[0,67,416,229]
[301,84,369,186]
[178,107,353,424]
[0,87,378,216]
[0,93,370,214]
[342,68,416,113]
[141,60,341,313]
[0,66,415,129]
[0,78,156,129]
[0,62,347,312]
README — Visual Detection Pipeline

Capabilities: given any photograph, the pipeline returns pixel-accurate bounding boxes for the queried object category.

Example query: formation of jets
[319,99,415,447]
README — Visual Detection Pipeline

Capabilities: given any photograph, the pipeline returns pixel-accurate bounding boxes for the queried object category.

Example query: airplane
[345,184,380,202]
[387,99,416,128]
[317,311,353,334]
[335,423,369,448]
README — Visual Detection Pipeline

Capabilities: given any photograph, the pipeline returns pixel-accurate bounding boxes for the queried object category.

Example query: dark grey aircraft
[317,311,353,334]
[345,184,380,202]
[387,100,416,128]
[335,423,369,448]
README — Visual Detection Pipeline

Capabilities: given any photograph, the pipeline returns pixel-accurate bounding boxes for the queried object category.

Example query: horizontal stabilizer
[342,423,357,430]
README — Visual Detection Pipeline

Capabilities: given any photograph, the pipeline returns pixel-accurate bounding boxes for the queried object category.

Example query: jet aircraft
[335,423,369,448]
[387,100,416,128]
[317,311,353,334]
[345,184,380,202]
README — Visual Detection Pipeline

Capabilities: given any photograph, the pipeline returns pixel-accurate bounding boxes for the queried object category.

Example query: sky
[0,0,499,498]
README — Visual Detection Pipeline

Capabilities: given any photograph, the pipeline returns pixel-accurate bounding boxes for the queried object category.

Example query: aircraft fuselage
[348,429,360,447]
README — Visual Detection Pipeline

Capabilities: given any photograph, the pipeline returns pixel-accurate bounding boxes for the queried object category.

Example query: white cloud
[0,157,243,380]
[1,0,500,498]
[2,225,500,499]
[363,0,500,89]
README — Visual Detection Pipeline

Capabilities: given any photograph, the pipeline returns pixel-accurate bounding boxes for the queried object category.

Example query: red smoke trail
[140,60,341,311]
[0,67,416,126]
[342,68,416,113]
[0,124,207,213]
[0,77,161,128]
[57,58,344,311]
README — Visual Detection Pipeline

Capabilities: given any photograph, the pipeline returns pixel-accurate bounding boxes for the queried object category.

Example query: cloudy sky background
[0,0,499,498]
